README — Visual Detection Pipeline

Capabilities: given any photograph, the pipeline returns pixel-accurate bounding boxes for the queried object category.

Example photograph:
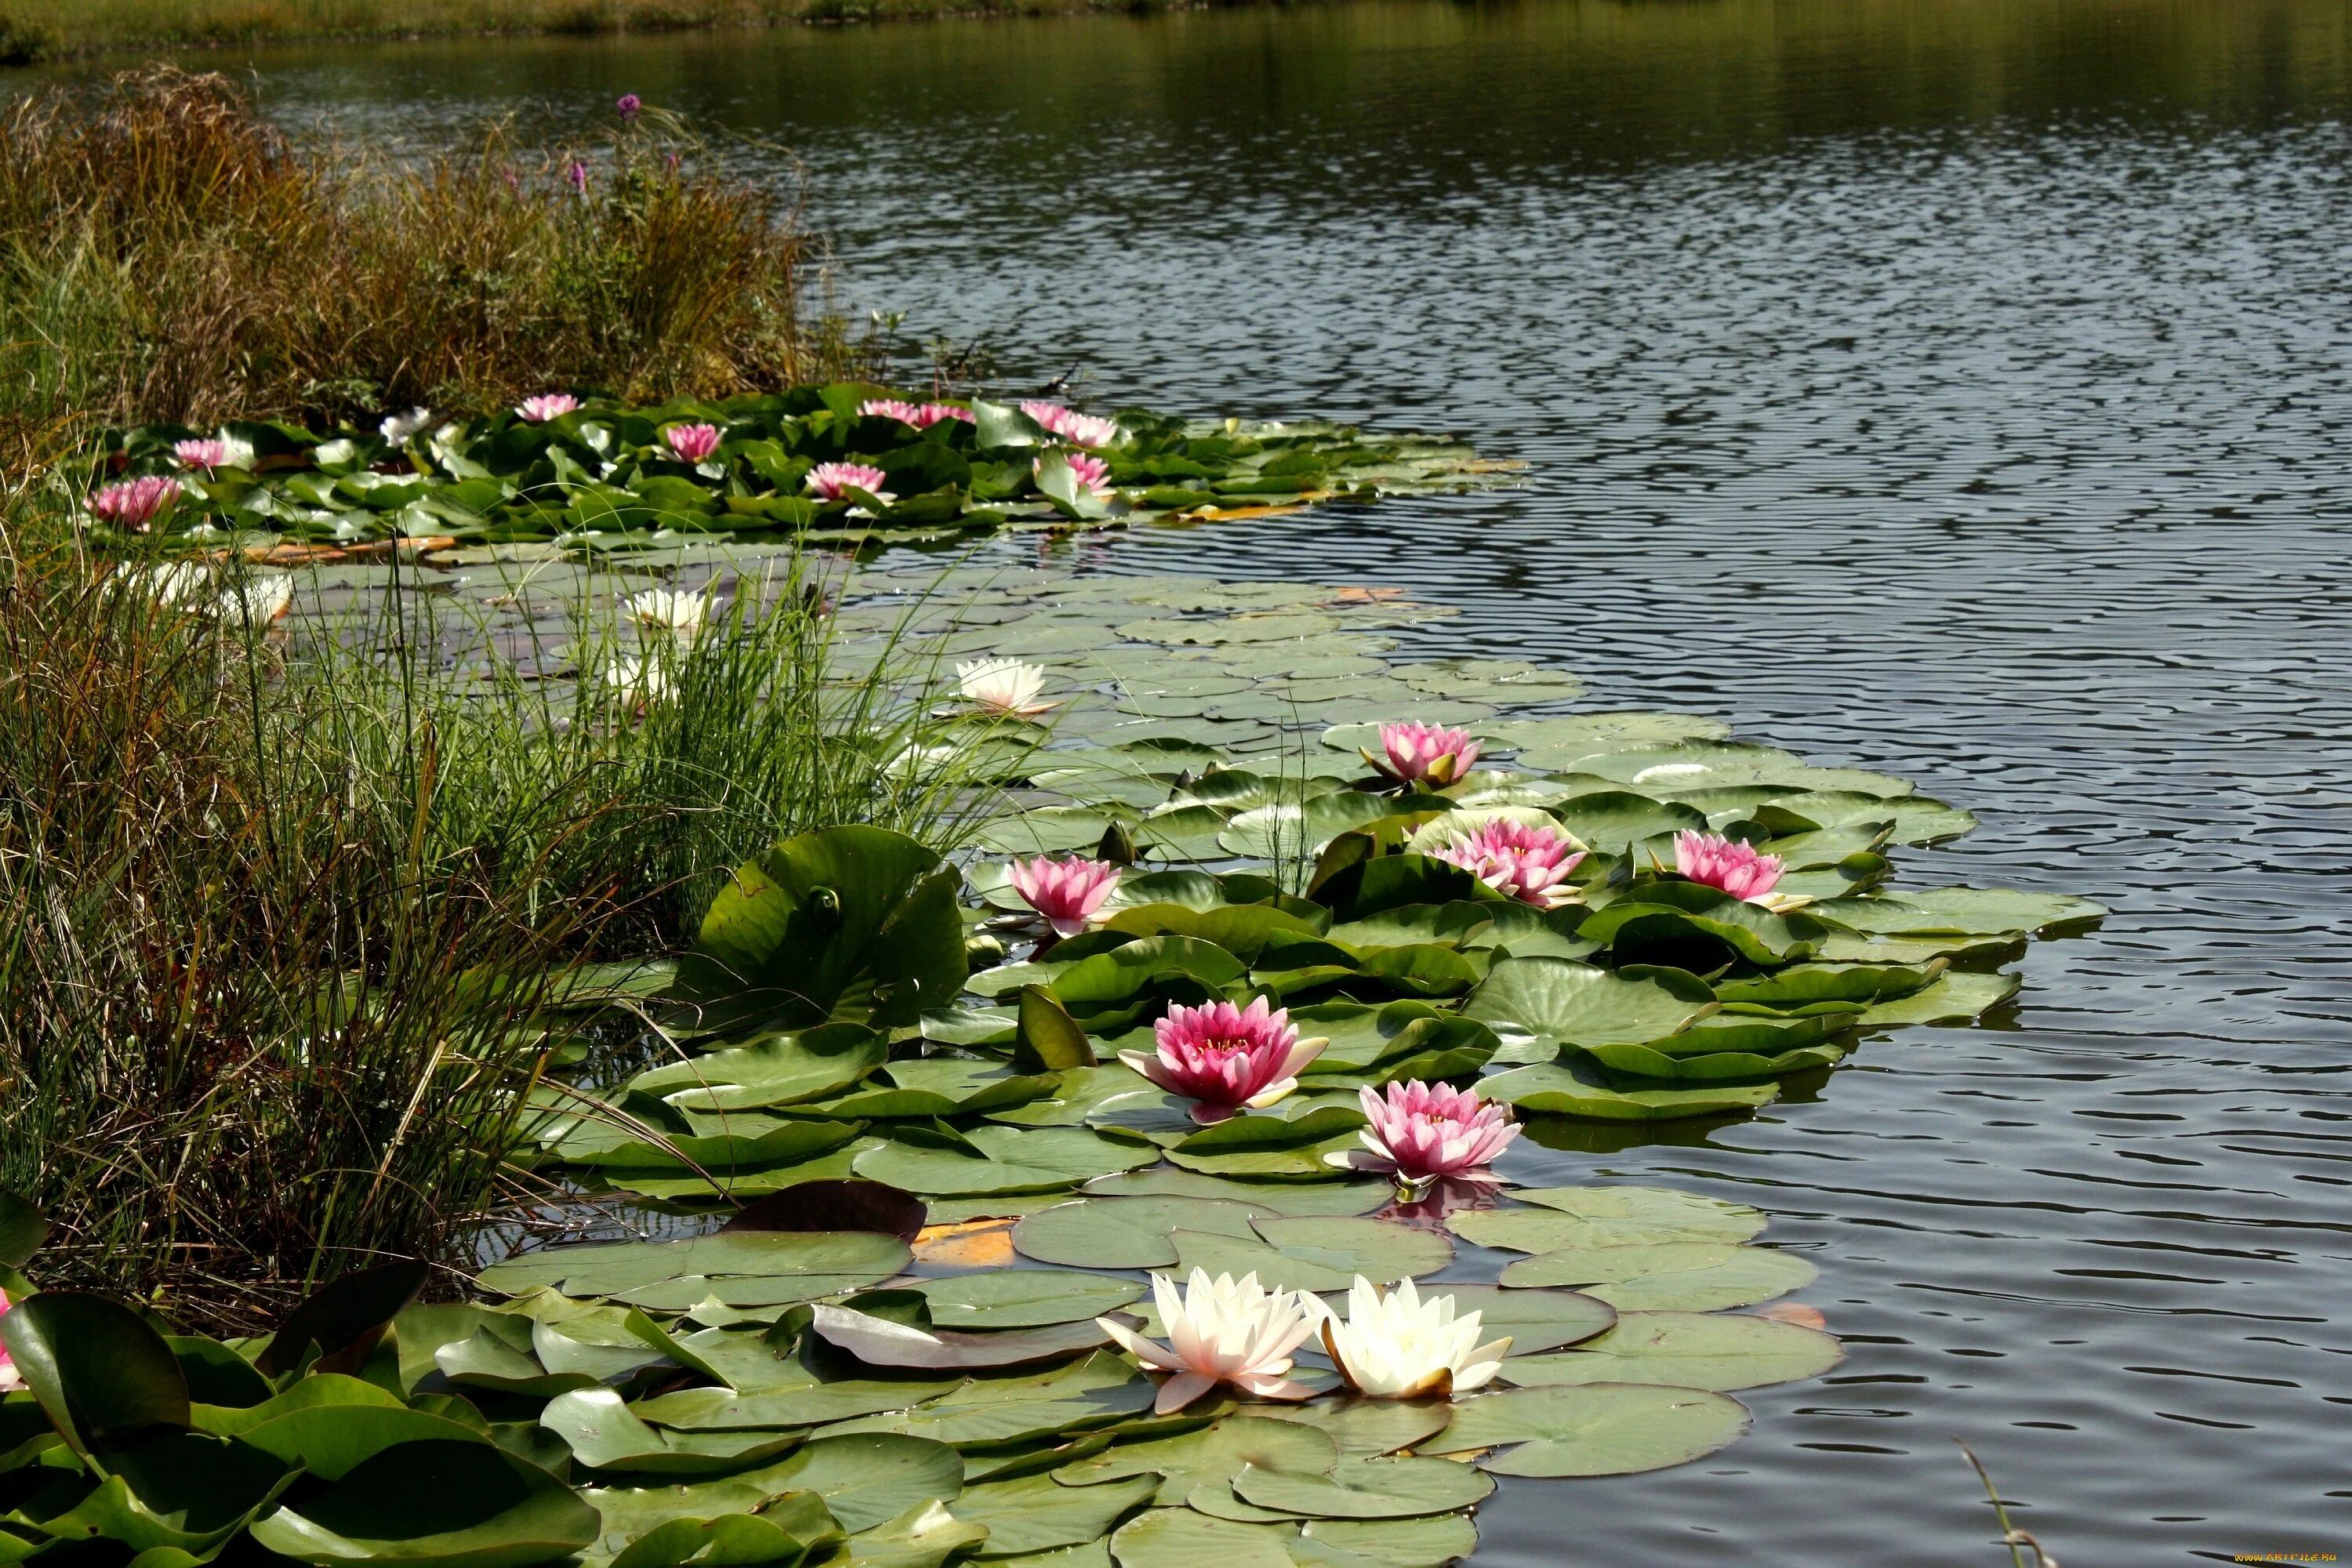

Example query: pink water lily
[1008,855,1120,937]
[860,397,927,424]
[1120,996,1327,1123]
[1675,830,1786,903]
[0,1286,20,1393]
[1344,1080,1519,1184]
[172,437,249,472]
[1366,721,1481,786]
[89,476,183,531]
[916,403,976,427]
[1047,452,1115,501]
[1096,1269,1319,1414]
[517,394,579,423]
[662,423,722,463]
[805,462,895,505]
[1430,818,1585,908]
[1021,401,1120,448]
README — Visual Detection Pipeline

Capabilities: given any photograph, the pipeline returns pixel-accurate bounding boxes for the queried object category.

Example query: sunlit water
[42,2,2352,1560]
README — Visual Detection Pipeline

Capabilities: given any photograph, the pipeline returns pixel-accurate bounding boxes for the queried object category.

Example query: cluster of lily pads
[80,386,1508,553]
[0,552,2101,1566]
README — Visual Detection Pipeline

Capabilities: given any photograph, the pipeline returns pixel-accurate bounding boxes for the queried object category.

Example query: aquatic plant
[1023,399,1122,448]
[662,421,724,463]
[955,655,1054,716]
[0,1287,16,1392]
[0,67,840,474]
[1349,1079,1521,1182]
[1320,1276,1512,1398]
[1675,828,1801,909]
[623,586,713,641]
[1009,853,1121,936]
[85,382,1504,552]
[1119,996,1328,1120]
[517,392,580,423]
[172,432,252,471]
[1367,718,1482,785]
[1430,816,1587,907]
[1096,1268,1321,1414]
[379,406,434,445]
[804,459,893,504]
[85,474,180,529]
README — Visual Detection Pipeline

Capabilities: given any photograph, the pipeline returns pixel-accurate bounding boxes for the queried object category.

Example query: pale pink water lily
[804,461,895,505]
[916,402,976,427]
[858,397,927,424]
[1008,855,1121,937]
[0,1286,19,1393]
[1319,1276,1511,1399]
[1674,829,1806,910]
[1119,996,1327,1122]
[89,476,183,531]
[954,656,1055,717]
[662,423,723,463]
[1364,720,1482,787]
[1430,818,1586,908]
[517,394,579,423]
[1095,1269,1319,1414]
[1021,401,1121,448]
[1338,1079,1520,1183]
[172,434,252,472]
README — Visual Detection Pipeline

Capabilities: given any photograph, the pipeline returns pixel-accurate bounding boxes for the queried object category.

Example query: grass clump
[0,483,986,1330]
[0,66,849,472]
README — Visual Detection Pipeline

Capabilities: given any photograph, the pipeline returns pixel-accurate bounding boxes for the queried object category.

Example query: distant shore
[0,0,1278,64]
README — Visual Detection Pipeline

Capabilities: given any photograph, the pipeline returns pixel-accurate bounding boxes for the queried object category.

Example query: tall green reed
[0,485,989,1328]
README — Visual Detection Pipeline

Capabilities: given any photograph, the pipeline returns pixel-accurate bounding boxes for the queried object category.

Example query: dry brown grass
[0,66,844,463]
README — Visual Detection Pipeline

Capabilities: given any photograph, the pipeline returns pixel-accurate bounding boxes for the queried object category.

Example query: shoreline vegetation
[0,67,859,476]
[0,0,1274,64]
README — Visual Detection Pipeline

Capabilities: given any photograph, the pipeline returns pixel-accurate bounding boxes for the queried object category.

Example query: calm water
[115,2,2352,1561]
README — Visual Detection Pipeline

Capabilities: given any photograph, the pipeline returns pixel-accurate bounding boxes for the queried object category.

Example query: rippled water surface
[122,2,2352,1561]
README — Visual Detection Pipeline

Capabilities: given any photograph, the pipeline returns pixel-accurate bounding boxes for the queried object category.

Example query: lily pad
[478,1232,911,1304]
[1498,1311,1842,1392]
[1058,1414,1338,1506]
[1167,1217,1451,1294]
[628,1025,891,1112]
[1430,1384,1749,1476]
[1480,1061,1780,1122]
[1462,956,1715,1047]
[855,1127,1158,1196]
[248,1439,599,1568]
[909,1272,1145,1331]
[1231,1455,1492,1519]
[1390,1285,1615,1356]
[1011,1199,1264,1270]
[1498,1241,1817,1310]
[953,1472,1158,1559]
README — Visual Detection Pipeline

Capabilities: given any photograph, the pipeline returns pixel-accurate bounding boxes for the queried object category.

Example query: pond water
[67,2,2352,1562]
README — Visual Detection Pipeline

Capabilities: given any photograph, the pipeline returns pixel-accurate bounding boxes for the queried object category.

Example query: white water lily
[379,407,434,445]
[956,656,1055,717]
[604,652,676,706]
[1096,1269,1320,1414]
[623,587,712,641]
[221,573,295,626]
[1319,1276,1512,1399]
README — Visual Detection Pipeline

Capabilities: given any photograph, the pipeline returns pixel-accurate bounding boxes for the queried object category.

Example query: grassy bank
[0,67,856,470]
[0,0,1236,62]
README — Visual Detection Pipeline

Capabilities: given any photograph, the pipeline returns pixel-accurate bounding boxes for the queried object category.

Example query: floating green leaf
[1499,1311,1842,1392]
[1498,1241,1817,1311]
[1430,1384,1749,1476]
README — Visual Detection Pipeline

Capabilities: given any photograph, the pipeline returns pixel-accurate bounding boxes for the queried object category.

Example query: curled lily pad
[249,1439,599,1568]
[805,1305,1111,1370]
[542,1388,805,1474]
[1430,1384,1749,1477]
[1853,971,2020,1027]
[673,827,967,1034]
[1499,1311,1842,1392]
[628,1025,890,1112]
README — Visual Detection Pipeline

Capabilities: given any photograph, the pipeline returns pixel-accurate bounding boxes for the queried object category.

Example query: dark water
[106,3,2352,1562]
